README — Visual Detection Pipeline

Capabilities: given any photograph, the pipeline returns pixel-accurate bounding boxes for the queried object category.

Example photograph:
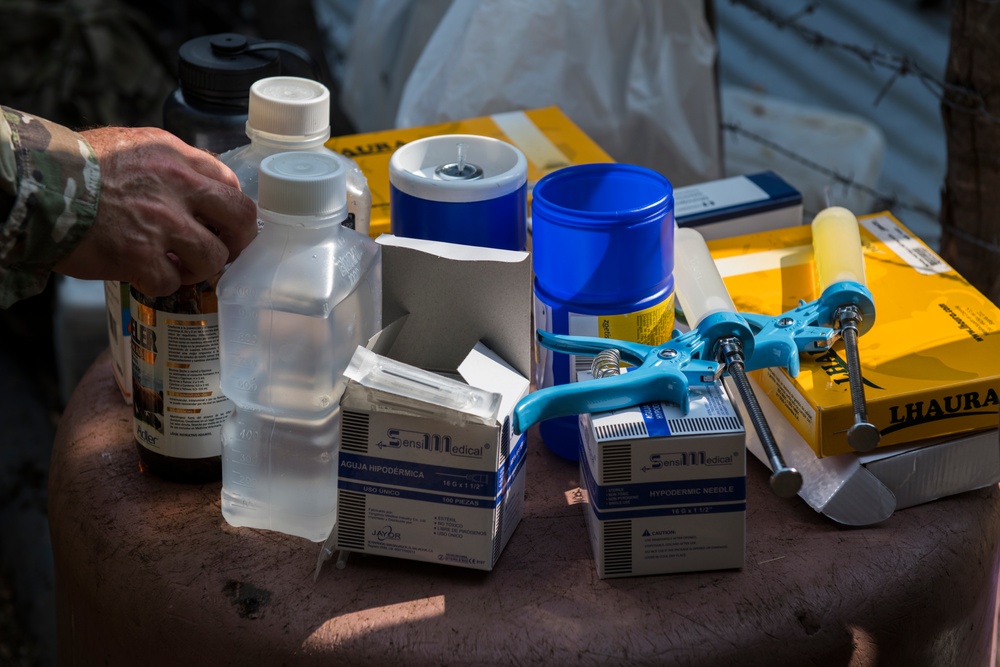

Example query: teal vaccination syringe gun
[512,326,721,432]
[739,206,879,453]
[513,227,803,498]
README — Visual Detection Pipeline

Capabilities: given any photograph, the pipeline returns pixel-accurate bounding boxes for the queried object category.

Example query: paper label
[859,214,950,276]
[131,287,232,459]
[674,175,769,217]
[567,295,675,382]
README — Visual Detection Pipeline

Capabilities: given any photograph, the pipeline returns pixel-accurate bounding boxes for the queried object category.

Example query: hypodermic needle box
[336,235,532,570]
[579,382,746,578]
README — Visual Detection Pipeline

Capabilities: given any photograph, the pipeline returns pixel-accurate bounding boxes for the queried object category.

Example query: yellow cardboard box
[325,106,614,238]
[708,211,1000,457]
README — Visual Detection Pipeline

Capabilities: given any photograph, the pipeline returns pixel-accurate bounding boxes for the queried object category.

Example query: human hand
[54,126,257,296]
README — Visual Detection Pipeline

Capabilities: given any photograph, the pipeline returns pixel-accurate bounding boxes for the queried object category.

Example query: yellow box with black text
[708,212,1000,457]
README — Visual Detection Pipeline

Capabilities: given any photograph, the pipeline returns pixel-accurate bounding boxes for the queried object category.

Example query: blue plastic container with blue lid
[531,163,675,461]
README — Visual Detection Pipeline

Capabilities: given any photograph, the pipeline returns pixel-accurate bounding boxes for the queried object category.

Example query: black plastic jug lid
[177,33,282,107]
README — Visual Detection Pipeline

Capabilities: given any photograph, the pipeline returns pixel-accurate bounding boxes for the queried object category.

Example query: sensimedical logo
[648,451,739,469]
[378,428,488,460]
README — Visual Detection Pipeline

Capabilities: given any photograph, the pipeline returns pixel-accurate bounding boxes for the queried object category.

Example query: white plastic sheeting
[329,0,723,187]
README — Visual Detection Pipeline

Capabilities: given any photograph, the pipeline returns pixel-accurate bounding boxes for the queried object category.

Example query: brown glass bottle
[130,278,230,483]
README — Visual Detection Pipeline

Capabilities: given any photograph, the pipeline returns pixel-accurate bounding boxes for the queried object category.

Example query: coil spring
[591,348,622,379]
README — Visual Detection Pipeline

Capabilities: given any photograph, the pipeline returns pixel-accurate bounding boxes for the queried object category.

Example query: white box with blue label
[580,382,747,578]
[335,235,532,570]
[674,170,802,240]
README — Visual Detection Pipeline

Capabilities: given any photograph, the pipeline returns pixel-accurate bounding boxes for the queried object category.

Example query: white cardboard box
[580,383,747,578]
[335,235,532,570]
[674,171,803,240]
[103,280,132,404]
[735,376,1000,526]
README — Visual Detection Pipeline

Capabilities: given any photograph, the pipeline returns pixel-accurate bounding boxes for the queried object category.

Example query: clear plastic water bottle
[217,151,382,542]
[219,75,372,234]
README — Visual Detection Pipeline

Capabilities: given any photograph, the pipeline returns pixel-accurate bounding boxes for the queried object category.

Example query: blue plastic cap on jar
[531,163,674,309]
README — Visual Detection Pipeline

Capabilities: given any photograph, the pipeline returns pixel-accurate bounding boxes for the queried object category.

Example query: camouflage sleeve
[0,105,100,307]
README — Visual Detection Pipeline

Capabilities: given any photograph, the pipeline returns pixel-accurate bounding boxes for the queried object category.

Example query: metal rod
[717,338,803,499]
[836,306,881,452]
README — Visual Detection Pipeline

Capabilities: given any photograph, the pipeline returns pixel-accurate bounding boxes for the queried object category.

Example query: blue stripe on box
[581,453,746,511]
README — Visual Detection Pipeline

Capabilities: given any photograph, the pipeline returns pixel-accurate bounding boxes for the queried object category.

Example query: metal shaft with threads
[716,338,803,498]
[811,207,880,452]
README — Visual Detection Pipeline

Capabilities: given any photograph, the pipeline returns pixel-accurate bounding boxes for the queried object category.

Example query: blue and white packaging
[103,280,132,405]
[674,171,802,240]
[580,382,747,578]
[335,235,532,570]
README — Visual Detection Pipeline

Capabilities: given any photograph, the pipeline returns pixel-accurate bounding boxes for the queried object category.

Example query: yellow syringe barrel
[673,227,737,329]
[811,206,867,290]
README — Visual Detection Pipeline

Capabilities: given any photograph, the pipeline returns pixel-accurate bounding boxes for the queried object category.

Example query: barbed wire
[724,0,1000,259]
[719,0,1000,229]
[728,0,1000,123]
[938,216,1000,255]
[725,118,1000,254]
[720,121,939,219]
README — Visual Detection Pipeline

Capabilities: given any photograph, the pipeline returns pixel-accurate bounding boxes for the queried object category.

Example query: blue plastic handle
[742,280,876,375]
[512,328,722,434]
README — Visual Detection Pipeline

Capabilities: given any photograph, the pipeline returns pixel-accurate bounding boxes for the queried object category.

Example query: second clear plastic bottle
[217,151,382,542]
[219,75,372,234]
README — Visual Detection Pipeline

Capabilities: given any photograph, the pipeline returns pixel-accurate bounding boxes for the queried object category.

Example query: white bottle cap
[258,152,347,221]
[247,76,331,140]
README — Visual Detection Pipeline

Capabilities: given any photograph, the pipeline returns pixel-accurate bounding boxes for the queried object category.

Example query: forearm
[0,106,100,307]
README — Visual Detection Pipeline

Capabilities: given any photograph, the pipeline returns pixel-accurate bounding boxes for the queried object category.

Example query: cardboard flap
[376,235,532,379]
[364,315,409,356]
[730,377,896,526]
[459,342,531,421]
[817,467,897,527]
[862,427,1000,510]
[739,374,1000,521]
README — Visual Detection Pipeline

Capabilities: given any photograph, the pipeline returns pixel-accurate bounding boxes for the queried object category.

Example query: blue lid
[532,163,674,308]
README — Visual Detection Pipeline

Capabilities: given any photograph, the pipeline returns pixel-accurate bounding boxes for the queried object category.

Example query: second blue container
[532,163,675,461]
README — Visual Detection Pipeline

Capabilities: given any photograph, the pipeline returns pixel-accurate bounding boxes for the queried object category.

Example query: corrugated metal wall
[715,0,951,248]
